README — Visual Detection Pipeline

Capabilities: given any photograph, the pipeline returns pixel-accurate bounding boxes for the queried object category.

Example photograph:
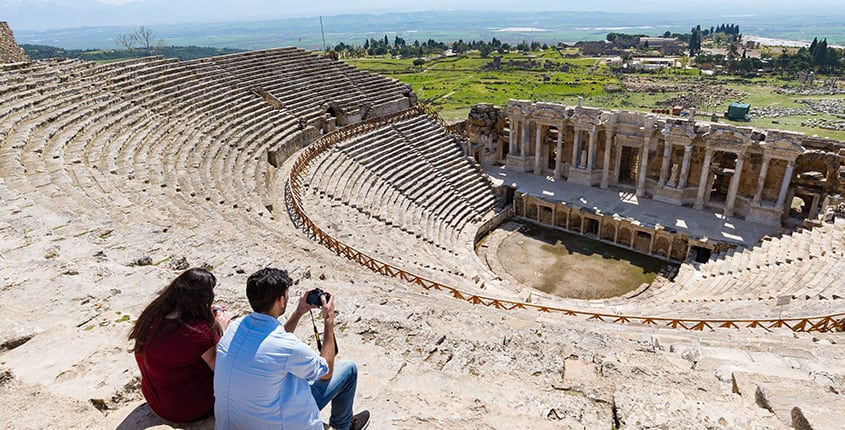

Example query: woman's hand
[212,305,231,332]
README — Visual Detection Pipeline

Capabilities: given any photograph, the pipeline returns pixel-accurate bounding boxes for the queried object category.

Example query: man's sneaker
[350,410,370,430]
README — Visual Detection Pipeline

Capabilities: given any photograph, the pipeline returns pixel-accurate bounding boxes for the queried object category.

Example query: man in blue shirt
[214,268,370,430]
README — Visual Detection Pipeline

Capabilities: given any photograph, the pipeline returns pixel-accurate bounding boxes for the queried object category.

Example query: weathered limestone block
[0,318,42,352]
[0,22,28,63]
[733,371,845,429]
[549,357,615,428]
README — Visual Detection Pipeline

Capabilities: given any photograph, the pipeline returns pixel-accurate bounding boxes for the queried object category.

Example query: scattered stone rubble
[801,117,845,131]
[776,85,845,96]
[622,76,747,108]
[749,106,814,118]
[797,98,845,116]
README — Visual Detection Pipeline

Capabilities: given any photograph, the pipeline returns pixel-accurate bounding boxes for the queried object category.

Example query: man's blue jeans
[311,360,358,430]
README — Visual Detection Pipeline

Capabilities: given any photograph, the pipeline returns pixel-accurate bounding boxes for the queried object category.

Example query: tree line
[22,26,244,62]
[22,44,244,62]
[330,35,554,59]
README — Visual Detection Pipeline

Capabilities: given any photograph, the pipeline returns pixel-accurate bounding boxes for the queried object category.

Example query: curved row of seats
[624,220,845,305]
[0,49,415,255]
[299,114,499,287]
[303,115,497,246]
[206,47,412,124]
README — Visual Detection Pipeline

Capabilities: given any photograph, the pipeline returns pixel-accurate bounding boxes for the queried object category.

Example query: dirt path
[483,221,669,299]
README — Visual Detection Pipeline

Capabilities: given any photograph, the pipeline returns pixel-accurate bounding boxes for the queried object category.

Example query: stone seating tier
[627,220,845,304]
[298,114,500,281]
[0,48,414,264]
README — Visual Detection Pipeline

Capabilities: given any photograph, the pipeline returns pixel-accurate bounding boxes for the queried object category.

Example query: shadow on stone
[115,403,214,430]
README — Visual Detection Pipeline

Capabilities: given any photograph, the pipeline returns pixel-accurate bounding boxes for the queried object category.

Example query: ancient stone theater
[0,22,843,429]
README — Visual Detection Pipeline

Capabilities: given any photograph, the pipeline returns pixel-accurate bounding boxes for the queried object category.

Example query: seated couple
[129,267,369,430]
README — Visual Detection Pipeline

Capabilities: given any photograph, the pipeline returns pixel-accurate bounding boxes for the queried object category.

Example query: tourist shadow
[115,403,214,430]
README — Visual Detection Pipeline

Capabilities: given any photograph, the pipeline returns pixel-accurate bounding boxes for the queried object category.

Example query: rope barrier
[286,108,845,333]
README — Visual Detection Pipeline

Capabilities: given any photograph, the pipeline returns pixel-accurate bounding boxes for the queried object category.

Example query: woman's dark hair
[246,267,292,313]
[129,268,217,353]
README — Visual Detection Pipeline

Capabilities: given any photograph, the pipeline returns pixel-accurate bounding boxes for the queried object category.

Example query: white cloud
[93,0,144,4]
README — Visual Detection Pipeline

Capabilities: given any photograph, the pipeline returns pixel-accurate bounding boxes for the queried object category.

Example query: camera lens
[307,289,324,306]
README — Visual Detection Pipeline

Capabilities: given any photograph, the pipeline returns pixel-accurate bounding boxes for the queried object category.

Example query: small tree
[115,33,136,51]
[480,44,493,58]
[135,26,157,54]
[115,25,162,55]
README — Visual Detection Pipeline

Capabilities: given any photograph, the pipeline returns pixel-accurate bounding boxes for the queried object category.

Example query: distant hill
[21,44,245,62]
[10,9,845,51]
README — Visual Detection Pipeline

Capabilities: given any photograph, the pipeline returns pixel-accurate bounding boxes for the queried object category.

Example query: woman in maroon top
[129,268,231,422]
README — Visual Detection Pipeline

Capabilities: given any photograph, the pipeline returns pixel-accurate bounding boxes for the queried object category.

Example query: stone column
[694,148,714,210]
[648,233,656,254]
[554,126,564,177]
[601,134,613,189]
[614,143,624,186]
[658,142,672,186]
[509,120,517,155]
[724,153,745,217]
[571,129,582,169]
[534,124,543,174]
[666,239,674,261]
[587,130,596,170]
[776,160,795,209]
[752,156,771,205]
[809,194,821,219]
[678,144,693,189]
[636,136,651,197]
[520,120,530,156]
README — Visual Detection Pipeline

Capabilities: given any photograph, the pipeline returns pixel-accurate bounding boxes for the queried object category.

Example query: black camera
[306,288,330,306]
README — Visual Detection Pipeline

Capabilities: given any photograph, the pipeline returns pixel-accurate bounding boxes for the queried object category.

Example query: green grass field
[347,51,617,120]
[345,50,845,141]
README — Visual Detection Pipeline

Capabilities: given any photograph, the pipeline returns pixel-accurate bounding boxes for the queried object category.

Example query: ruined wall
[512,192,733,262]
[478,99,845,226]
[465,103,507,165]
[0,22,28,63]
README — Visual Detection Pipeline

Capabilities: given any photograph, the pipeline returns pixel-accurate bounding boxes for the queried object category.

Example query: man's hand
[319,291,336,380]
[284,288,324,333]
[293,288,321,317]
[320,291,335,327]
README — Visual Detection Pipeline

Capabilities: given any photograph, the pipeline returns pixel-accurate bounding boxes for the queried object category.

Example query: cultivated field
[346,50,845,141]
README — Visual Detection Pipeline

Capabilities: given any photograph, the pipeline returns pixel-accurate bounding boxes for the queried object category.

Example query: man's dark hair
[246,267,293,313]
